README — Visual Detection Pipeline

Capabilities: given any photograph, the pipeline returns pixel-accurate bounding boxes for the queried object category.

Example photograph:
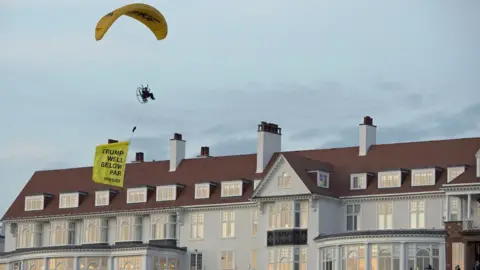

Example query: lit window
[221,181,242,197]
[444,197,460,221]
[59,193,79,208]
[190,213,204,240]
[448,167,465,183]
[25,196,44,211]
[268,201,308,230]
[126,188,147,204]
[84,219,108,244]
[378,172,401,188]
[267,248,307,270]
[16,223,42,248]
[351,174,366,190]
[378,202,393,229]
[251,250,257,270]
[410,200,425,229]
[221,211,235,238]
[116,216,142,242]
[278,172,292,188]
[411,170,435,186]
[221,251,235,270]
[156,186,176,201]
[151,214,177,240]
[117,256,142,270]
[195,184,210,199]
[50,220,75,246]
[95,191,110,206]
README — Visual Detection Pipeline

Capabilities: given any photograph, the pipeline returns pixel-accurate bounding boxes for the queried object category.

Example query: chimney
[170,133,186,172]
[199,146,210,157]
[359,116,376,156]
[135,152,144,163]
[476,149,480,177]
[108,139,118,144]
[256,122,282,173]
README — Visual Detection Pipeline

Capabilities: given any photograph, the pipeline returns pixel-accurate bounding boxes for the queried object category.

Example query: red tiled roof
[3,137,480,220]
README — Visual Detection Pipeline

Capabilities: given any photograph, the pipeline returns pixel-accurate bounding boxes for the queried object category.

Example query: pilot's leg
[150,93,155,100]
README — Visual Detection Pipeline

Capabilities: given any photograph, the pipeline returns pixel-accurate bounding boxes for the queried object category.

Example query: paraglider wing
[95,3,168,41]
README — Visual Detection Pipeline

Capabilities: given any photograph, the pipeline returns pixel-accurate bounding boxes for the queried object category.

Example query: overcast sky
[0,0,479,217]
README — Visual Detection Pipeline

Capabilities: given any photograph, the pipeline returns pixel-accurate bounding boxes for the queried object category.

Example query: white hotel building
[1,116,480,270]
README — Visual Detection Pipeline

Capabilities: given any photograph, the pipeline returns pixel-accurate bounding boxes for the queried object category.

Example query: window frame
[16,223,42,249]
[59,193,79,209]
[24,195,44,211]
[377,201,394,230]
[221,211,235,238]
[156,185,177,201]
[126,187,147,204]
[378,171,402,188]
[411,168,435,186]
[194,184,210,199]
[346,203,361,231]
[220,251,235,270]
[116,216,142,242]
[95,191,110,206]
[190,253,203,270]
[447,166,466,183]
[278,172,292,189]
[350,173,367,190]
[50,220,76,246]
[221,181,243,197]
[190,213,205,240]
[253,180,261,190]
[409,200,426,229]
[151,214,177,240]
[84,218,108,244]
[251,209,258,237]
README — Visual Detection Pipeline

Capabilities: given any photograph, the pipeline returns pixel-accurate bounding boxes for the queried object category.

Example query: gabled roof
[3,137,480,220]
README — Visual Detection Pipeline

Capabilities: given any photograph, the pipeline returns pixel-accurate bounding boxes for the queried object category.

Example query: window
[153,256,179,270]
[116,216,142,242]
[190,213,204,240]
[377,202,393,229]
[221,211,235,238]
[48,258,74,270]
[24,195,44,211]
[411,169,435,186]
[320,247,337,270]
[59,193,79,208]
[268,201,308,230]
[117,256,142,270]
[410,200,425,229]
[84,219,108,244]
[126,188,147,203]
[448,167,465,182]
[253,180,261,190]
[278,172,292,188]
[346,204,360,231]
[221,181,242,197]
[267,248,307,270]
[79,257,108,270]
[16,223,42,249]
[444,197,461,221]
[341,245,365,270]
[195,184,210,199]
[190,253,202,270]
[351,174,366,190]
[378,172,401,188]
[371,244,400,270]
[314,171,329,188]
[156,186,176,201]
[24,260,45,270]
[50,221,75,246]
[452,243,465,270]
[95,191,109,206]
[151,214,177,240]
[251,250,257,270]
[221,251,235,270]
[252,209,258,236]
[407,244,440,270]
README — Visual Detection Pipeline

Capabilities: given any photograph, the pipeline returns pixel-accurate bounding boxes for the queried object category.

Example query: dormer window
[221,181,243,197]
[59,193,80,209]
[156,185,177,201]
[253,180,261,190]
[308,170,329,188]
[95,190,116,206]
[411,169,435,186]
[448,166,466,183]
[351,173,367,190]
[127,187,148,204]
[25,195,45,211]
[278,172,292,188]
[195,183,210,199]
[378,171,401,188]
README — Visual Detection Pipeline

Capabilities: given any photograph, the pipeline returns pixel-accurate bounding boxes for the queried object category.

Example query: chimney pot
[135,152,144,162]
[363,116,373,126]
[173,133,183,140]
[108,139,118,144]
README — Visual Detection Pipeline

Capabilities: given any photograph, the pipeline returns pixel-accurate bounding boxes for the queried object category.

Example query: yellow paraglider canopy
[95,3,168,41]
